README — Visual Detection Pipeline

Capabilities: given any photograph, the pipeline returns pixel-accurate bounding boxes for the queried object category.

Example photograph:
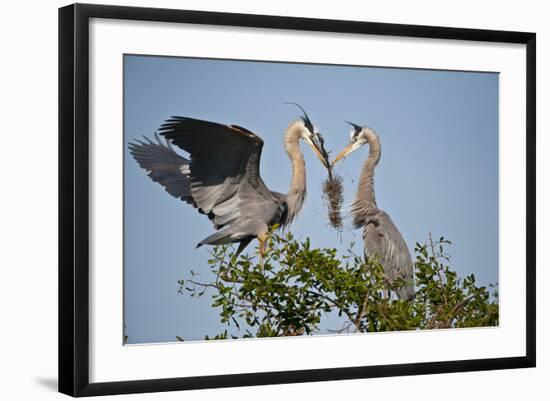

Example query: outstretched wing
[128,133,194,205]
[158,117,282,232]
[363,209,415,299]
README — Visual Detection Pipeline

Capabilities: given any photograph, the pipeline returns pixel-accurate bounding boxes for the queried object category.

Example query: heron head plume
[344,120,363,136]
[332,121,372,165]
[284,102,330,169]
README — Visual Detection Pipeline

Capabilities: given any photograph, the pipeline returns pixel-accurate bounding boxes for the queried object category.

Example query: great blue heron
[333,122,415,300]
[129,108,329,258]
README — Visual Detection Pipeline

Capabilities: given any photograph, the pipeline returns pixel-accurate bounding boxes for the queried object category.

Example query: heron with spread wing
[129,107,329,258]
[333,122,415,300]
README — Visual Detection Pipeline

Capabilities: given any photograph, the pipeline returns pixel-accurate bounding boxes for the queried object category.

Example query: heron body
[334,124,415,300]
[129,113,328,257]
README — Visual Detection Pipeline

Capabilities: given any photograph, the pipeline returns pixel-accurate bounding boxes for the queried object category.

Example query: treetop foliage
[177,229,498,341]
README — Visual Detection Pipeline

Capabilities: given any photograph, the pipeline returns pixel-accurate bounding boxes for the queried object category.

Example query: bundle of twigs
[322,168,344,230]
[316,134,344,231]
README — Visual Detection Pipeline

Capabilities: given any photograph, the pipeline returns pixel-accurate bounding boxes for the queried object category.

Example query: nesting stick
[322,168,344,230]
[316,134,344,230]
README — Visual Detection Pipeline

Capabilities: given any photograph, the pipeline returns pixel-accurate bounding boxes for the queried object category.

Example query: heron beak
[304,135,330,169]
[332,141,360,165]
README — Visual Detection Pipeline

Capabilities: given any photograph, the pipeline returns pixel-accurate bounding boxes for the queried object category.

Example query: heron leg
[257,232,269,270]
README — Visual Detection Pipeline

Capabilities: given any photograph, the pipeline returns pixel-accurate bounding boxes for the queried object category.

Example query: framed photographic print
[58,3,536,397]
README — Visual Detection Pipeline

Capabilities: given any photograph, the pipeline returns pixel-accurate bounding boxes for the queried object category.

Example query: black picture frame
[59,3,536,397]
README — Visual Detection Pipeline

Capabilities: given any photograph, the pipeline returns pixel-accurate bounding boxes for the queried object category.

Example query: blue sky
[124,55,498,344]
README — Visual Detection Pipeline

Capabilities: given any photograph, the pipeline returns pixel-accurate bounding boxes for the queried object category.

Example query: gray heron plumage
[129,111,329,258]
[333,123,415,300]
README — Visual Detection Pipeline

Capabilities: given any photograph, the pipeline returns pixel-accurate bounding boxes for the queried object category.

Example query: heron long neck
[352,131,381,228]
[283,121,307,225]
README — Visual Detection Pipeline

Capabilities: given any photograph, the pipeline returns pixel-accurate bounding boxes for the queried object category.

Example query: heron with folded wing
[333,122,415,300]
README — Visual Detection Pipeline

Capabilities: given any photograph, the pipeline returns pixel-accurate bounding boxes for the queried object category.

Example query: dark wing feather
[158,117,283,237]
[128,133,194,205]
[363,209,415,300]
